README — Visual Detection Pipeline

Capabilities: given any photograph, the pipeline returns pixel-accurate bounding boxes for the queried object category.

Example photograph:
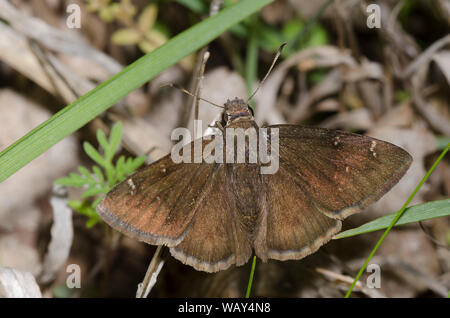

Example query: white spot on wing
[370,140,377,157]
[127,178,136,195]
[333,136,341,146]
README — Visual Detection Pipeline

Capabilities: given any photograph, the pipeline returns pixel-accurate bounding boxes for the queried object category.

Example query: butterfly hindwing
[257,167,342,261]
[170,165,253,272]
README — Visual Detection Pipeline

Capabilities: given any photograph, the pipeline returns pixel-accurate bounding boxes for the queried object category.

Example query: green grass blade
[0,0,273,183]
[334,199,450,239]
[245,256,257,298]
[345,142,450,298]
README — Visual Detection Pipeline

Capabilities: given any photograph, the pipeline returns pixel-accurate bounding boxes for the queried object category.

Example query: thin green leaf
[105,164,115,187]
[78,166,95,183]
[245,256,257,298]
[97,129,109,154]
[334,199,450,239]
[0,0,274,182]
[130,156,146,171]
[67,199,82,210]
[91,196,104,209]
[68,199,101,228]
[81,186,109,199]
[108,122,123,161]
[115,155,126,182]
[83,142,105,167]
[92,165,105,185]
[121,156,145,178]
[68,199,95,217]
[54,175,86,187]
[125,156,146,174]
[68,172,89,185]
[86,217,100,228]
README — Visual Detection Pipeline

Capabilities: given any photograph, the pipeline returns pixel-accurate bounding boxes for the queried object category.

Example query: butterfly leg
[210,121,225,132]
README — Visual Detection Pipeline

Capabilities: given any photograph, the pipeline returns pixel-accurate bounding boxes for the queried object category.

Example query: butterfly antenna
[247,42,286,103]
[160,83,224,109]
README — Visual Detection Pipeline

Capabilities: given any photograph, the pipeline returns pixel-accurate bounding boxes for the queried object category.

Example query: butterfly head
[223,98,254,125]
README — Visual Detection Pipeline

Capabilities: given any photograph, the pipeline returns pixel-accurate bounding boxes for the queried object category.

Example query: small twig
[28,39,75,101]
[136,246,165,298]
[194,51,211,138]
[178,0,224,129]
[316,267,386,298]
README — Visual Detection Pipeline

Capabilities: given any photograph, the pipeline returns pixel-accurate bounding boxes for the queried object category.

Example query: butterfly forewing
[267,125,412,220]
[97,139,218,247]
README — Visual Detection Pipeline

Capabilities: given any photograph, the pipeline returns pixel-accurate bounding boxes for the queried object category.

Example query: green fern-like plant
[55,122,146,228]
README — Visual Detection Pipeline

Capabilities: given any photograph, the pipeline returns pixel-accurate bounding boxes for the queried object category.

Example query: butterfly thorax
[221,98,264,238]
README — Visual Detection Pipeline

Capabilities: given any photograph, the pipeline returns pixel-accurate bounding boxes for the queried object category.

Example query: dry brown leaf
[321,108,374,130]
[256,46,355,125]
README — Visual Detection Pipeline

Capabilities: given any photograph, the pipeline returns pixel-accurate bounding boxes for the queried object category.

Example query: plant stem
[136,245,164,298]
[245,256,257,298]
